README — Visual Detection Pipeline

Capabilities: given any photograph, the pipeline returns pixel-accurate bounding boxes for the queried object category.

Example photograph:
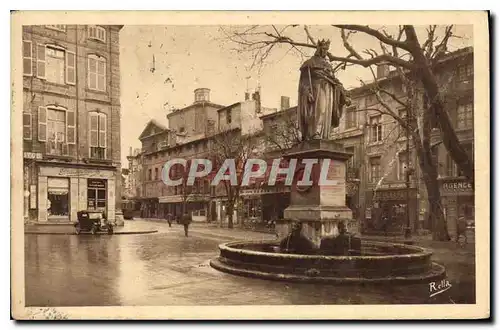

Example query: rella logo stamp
[429,279,452,298]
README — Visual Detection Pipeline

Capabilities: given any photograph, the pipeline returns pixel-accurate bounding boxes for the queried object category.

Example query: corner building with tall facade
[22,25,122,223]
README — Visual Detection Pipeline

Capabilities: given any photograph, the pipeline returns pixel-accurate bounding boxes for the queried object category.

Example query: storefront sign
[88,179,106,189]
[24,152,42,160]
[240,186,291,196]
[441,179,474,195]
[374,189,417,201]
[377,183,407,190]
[39,166,115,179]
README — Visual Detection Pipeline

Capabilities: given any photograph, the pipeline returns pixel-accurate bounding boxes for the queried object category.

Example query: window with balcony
[46,108,66,155]
[154,168,159,181]
[345,146,355,168]
[37,106,75,156]
[369,115,383,143]
[345,106,357,129]
[89,112,107,159]
[88,25,106,42]
[369,156,381,183]
[148,169,152,181]
[457,103,473,130]
[88,54,106,91]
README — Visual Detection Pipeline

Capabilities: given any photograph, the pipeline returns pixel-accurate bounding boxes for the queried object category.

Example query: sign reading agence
[441,181,473,192]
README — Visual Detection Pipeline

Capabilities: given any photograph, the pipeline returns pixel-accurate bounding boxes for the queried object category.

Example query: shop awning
[47,188,68,195]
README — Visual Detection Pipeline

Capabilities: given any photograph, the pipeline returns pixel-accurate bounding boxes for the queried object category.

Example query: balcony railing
[46,141,69,157]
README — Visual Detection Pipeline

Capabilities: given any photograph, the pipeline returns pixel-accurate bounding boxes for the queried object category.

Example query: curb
[24,230,158,235]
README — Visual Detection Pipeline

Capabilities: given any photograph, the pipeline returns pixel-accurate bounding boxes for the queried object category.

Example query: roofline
[138,119,170,141]
[167,101,226,118]
[259,106,297,120]
[217,102,241,112]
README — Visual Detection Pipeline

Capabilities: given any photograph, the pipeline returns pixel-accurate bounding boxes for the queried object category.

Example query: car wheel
[75,224,81,235]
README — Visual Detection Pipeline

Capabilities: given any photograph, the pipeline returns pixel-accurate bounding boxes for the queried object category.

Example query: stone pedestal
[278,139,358,248]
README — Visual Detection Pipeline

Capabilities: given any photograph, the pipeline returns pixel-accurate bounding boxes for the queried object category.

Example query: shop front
[37,163,117,223]
[364,186,418,235]
[439,177,474,238]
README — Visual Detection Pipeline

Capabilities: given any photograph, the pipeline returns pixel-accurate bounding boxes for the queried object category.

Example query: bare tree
[221,24,473,182]
[359,63,452,240]
[210,128,262,229]
[263,109,301,153]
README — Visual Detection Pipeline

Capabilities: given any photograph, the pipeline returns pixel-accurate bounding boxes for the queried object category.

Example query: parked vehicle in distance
[75,210,114,235]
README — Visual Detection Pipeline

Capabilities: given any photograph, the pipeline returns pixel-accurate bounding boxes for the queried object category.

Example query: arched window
[89,111,107,159]
[88,54,106,91]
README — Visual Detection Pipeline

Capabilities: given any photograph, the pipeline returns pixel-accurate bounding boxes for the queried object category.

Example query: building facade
[22,25,122,223]
[331,47,474,236]
[125,147,143,198]
[135,88,270,223]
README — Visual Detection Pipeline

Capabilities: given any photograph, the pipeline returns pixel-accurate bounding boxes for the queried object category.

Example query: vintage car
[75,210,114,235]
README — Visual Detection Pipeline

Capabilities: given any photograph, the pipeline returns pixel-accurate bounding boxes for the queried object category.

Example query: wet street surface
[25,221,475,306]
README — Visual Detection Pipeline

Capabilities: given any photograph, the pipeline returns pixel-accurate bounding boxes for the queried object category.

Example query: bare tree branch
[304,25,316,45]
[333,24,414,52]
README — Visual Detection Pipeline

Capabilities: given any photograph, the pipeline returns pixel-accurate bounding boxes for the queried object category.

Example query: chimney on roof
[252,88,261,114]
[280,96,290,111]
[377,64,390,79]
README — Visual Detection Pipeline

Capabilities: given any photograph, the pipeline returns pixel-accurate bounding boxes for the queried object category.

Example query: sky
[119,25,473,166]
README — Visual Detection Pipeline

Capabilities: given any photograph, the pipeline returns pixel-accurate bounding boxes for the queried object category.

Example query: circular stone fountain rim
[218,239,434,260]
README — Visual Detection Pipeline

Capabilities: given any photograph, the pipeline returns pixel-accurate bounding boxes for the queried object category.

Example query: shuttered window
[38,106,47,142]
[23,112,32,140]
[88,55,106,91]
[66,110,75,144]
[89,112,107,159]
[23,40,32,76]
[65,51,76,85]
[36,44,46,79]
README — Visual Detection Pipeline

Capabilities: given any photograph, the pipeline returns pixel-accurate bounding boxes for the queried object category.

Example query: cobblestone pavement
[25,220,475,306]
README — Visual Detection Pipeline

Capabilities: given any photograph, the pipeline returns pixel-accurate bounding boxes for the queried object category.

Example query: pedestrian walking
[165,213,173,227]
[181,213,192,237]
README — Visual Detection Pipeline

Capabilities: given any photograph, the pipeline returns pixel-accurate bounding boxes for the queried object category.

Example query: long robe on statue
[297,55,349,140]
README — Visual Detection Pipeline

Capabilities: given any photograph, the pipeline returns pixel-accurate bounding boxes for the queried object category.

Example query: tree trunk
[412,95,450,241]
[404,25,474,182]
[227,203,234,229]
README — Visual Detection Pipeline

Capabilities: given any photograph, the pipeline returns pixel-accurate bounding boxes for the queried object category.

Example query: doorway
[87,179,107,213]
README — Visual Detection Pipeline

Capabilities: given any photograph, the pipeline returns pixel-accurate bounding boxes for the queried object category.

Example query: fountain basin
[210,240,446,284]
